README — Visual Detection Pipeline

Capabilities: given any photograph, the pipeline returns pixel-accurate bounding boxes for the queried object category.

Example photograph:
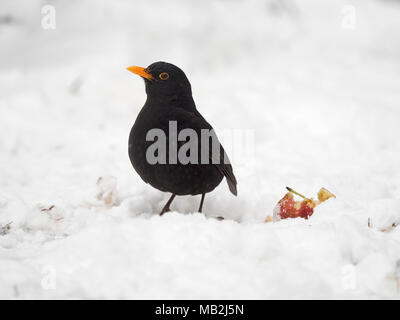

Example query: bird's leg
[198,193,205,213]
[159,194,176,216]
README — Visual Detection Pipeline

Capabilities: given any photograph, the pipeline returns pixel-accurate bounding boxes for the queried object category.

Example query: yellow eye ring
[159,72,169,80]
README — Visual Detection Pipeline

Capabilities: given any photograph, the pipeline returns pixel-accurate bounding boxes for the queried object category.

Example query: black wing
[169,107,238,196]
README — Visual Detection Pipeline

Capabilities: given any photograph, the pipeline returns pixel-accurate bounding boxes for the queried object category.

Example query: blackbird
[126,61,237,215]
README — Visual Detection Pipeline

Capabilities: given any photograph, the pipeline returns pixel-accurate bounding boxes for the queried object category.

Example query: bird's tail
[224,164,237,196]
[216,149,237,196]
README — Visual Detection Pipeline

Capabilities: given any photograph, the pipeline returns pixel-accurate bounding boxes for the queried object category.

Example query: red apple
[270,187,335,221]
[273,192,315,220]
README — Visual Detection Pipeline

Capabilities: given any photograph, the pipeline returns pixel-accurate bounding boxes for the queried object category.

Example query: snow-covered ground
[1,0,400,299]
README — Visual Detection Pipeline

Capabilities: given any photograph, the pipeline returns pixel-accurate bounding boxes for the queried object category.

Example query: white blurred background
[0,0,400,299]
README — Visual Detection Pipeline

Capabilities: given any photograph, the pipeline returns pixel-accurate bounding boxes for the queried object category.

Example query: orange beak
[126,66,154,80]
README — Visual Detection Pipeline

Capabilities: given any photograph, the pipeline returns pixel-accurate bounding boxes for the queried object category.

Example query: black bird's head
[127,62,192,100]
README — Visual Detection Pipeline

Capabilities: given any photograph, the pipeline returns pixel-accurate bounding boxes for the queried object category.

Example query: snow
[1,0,400,299]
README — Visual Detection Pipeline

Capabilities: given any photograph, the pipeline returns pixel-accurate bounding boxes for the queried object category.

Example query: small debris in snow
[380,222,399,233]
[13,285,19,297]
[0,222,12,236]
[367,217,399,232]
[40,205,55,212]
[38,204,64,221]
[96,176,120,208]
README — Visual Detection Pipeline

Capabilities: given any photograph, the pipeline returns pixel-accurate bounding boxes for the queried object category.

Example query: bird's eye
[159,72,169,80]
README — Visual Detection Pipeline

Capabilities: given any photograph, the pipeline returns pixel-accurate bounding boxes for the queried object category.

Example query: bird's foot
[159,194,176,216]
[198,193,205,213]
[159,206,171,216]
